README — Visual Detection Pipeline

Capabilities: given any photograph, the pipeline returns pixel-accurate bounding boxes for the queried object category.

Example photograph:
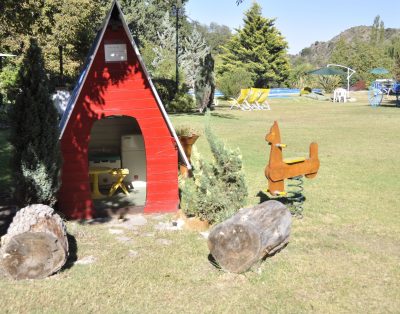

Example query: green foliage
[191,21,232,55]
[167,92,195,113]
[287,63,316,89]
[43,0,108,82]
[151,12,179,79]
[0,0,108,85]
[300,87,312,95]
[317,75,342,93]
[0,63,19,122]
[153,79,195,114]
[218,3,290,87]
[153,78,177,104]
[194,53,215,112]
[180,117,248,224]
[329,37,392,86]
[387,36,400,80]
[181,27,209,90]
[119,0,189,48]
[370,15,385,46]
[217,68,253,98]
[9,39,61,207]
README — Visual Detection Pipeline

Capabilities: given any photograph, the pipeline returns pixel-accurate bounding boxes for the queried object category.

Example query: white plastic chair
[333,88,347,103]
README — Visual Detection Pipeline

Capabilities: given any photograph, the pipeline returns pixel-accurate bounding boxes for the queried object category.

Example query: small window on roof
[104,43,127,62]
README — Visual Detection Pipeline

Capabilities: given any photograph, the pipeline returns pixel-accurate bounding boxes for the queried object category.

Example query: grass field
[0,92,399,313]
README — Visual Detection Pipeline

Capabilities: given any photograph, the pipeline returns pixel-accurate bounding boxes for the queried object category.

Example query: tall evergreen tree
[9,38,61,207]
[218,3,290,87]
[152,12,177,72]
[194,53,215,112]
[181,27,209,90]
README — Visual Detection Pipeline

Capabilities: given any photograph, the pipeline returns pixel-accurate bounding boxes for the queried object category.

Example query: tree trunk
[208,200,291,273]
[0,204,68,280]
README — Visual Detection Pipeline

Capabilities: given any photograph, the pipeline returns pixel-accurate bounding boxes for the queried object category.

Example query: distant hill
[290,26,400,67]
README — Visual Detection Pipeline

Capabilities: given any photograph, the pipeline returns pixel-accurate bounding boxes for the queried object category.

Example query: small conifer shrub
[9,38,62,207]
[180,115,248,224]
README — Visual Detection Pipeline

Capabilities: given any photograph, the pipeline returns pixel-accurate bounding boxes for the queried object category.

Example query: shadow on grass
[257,190,290,205]
[257,190,306,217]
[363,98,400,108]
[62,233,78,271]
[208,254,222,270]
[76,191,144,225]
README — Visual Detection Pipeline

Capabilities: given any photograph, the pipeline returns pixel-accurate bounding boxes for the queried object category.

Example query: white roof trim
[59,0,191,169]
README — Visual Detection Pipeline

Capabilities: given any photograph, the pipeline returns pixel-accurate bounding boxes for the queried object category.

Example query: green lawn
[0,92,399,313]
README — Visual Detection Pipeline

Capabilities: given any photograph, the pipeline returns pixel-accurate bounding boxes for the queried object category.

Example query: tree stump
[208,200,291,273]
[0,204,68,280]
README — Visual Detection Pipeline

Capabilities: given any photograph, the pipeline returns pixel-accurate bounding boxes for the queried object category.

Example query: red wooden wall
[58,22,179,219]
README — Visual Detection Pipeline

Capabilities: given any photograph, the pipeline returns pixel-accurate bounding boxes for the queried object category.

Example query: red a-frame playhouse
[58,1,189,219]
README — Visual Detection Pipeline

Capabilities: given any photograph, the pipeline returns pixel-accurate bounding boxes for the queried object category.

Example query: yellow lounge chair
[229,89,251,110]
[255,89,271,110]
[245,89,262,110]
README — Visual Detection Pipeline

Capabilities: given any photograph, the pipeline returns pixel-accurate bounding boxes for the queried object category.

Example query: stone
[75,255,96,265]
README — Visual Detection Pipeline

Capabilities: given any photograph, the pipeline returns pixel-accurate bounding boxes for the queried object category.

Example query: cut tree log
[0,204,68,280]
[208,200,291,273]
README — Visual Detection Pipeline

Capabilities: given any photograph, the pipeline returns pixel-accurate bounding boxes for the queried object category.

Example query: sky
[185,0,400,55]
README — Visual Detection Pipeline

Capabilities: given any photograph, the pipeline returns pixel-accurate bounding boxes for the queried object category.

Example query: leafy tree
[9,39,61,207]
[119,0,189,48]
[192,21,232,55]
[370,15,385,46]
[287,63,316,89]
[0,0,108,86]
[218,3,290,87]
[217,68,253,98]
[387,37,400,80]
[329,36,392,85]
[43,0,108,82]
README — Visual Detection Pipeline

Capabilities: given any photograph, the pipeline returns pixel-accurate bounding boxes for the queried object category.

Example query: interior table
[89,166,112,199]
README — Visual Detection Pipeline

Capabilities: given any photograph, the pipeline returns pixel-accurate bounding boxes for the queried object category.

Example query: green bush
[300,86,312,95]
[180,118,248,224]
[168,92,195,113]
[153,78,177,104]
[217,68,253,98]
[0,64,19,125]
[317,75,342,93]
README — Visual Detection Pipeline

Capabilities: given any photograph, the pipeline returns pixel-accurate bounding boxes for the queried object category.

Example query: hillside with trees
[292,24,400,68]
[289,16,400,90]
